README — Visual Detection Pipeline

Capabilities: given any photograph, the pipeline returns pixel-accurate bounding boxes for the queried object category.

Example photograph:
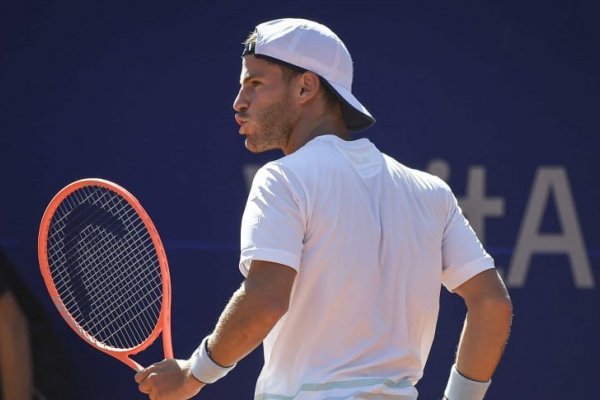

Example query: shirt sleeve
[441,189,495,291]
[239,163,306,277]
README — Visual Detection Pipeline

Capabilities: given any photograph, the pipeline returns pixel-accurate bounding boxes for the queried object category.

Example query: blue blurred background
[1,0,598,398]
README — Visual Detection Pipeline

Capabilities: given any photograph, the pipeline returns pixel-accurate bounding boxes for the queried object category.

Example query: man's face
[233,55,299,153]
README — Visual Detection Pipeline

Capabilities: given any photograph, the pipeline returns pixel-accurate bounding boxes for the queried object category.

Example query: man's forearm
[454,296,512,381]
[448,268,513,399]
[206,283,283,367]
[203,261,296,368]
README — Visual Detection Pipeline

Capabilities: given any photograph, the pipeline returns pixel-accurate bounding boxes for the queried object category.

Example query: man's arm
[206,260,297,366]
[453,268,512,380]
[443,268,512,399]
[136,260,297,399]
[0,290,33,400]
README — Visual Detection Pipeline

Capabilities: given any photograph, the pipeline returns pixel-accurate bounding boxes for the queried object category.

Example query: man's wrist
[443,364,491,400]
[189,336,236,384]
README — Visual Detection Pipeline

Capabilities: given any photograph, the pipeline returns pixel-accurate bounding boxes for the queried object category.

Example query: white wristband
[190,336,236,384]
[444,364,491,400]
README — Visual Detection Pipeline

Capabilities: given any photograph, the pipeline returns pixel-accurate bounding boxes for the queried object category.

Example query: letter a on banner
[507,167,594,288]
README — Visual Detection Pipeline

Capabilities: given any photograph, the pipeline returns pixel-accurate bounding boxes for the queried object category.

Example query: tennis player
[136,18,512,400]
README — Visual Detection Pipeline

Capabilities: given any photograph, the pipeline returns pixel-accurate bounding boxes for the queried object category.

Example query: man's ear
[296,71,321,104]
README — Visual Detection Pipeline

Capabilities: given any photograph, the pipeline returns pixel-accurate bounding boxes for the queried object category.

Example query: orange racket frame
[38,178,173,371]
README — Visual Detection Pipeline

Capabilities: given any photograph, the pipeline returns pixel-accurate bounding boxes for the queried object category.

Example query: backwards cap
[243,18,375,131]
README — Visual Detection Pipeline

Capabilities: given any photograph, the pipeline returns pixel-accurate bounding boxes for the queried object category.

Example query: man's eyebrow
[240,71,265,85]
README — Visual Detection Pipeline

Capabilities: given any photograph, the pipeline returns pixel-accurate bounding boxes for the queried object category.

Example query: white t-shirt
[240,135,494,400]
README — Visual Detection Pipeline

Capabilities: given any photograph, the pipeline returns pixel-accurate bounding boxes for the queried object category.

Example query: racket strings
[73,225,155,313]
[65,228,160,346]
[56,205,161,348]
[46,186,164,350]
[55,231,160,349]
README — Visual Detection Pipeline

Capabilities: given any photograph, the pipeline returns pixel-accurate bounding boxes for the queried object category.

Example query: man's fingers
[135,364,158,383]
[137,372,157,394]
[135,359,203,399]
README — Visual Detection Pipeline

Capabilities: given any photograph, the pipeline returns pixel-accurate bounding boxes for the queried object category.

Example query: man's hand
[135,358,206,400]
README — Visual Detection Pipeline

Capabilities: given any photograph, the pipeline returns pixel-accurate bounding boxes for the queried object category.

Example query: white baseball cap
[242,18,375,131]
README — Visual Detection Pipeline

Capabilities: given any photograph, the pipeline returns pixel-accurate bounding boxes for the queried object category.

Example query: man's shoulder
[382,154,451,193]
[259,137,341,177]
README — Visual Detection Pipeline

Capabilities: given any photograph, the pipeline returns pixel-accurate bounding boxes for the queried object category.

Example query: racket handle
[114,354,144,371]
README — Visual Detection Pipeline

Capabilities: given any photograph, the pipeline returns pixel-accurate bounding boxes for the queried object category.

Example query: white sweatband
[190,336,236,384]
[444,364,491,400]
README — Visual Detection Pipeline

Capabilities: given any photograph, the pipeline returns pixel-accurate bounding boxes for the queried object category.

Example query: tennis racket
[37,178,173,371]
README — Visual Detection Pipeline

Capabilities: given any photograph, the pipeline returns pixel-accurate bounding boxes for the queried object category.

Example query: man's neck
[282,114,349,155]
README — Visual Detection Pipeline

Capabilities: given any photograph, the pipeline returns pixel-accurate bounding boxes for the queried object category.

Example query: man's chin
[244,138,260,153]
[244,138,278,154]
[245,145,263,154]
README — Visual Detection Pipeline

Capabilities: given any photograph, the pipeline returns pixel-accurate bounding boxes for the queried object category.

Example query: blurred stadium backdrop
[1,1,598,398]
